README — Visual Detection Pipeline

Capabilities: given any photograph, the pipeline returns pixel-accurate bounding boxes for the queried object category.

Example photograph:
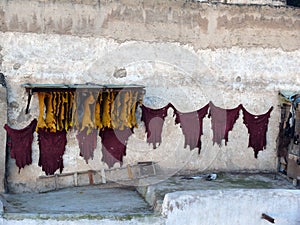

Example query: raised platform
[162,189,300,225]
[136,172,298,212]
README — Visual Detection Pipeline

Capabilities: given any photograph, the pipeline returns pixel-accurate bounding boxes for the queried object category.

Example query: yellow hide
[95,92,103,129]
[45,93,56,132]
[81,93,96,133]
[37,92,47,131]
[36,88,141,132]
[102,92,112,128]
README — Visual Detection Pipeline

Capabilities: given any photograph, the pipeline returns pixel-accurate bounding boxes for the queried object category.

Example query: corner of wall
[0,85,7,193]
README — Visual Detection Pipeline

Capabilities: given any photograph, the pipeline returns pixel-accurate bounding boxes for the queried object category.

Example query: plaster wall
[0,0,299,50]
[0,0,299,192]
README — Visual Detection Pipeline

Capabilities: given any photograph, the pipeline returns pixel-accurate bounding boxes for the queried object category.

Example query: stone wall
[0,0,299,192]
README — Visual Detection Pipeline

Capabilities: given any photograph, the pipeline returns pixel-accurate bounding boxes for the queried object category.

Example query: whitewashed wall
[1,32,299,192]
[0,0,299,192]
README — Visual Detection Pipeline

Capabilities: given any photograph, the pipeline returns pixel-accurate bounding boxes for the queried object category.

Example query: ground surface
[0,172,298,222]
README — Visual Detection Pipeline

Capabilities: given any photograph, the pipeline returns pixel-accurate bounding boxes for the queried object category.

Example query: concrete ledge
[162,189,300,225]
[1,216,164,225]
[2,212,160,222]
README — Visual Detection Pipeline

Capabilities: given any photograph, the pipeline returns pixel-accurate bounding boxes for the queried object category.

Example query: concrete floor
[1,185,153,220]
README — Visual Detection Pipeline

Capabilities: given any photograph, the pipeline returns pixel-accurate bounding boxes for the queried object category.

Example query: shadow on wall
[0,73,6,88]
[287,0,300,7]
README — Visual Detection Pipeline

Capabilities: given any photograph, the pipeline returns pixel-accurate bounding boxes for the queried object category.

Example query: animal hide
[141,103,172,149]
[76,128,98,163]
[38,128,67,175]
[4,119,37,172]
[242,106,273,158]
[99,127,133,168]
[208,102,242,146]
[173,104,209,153]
